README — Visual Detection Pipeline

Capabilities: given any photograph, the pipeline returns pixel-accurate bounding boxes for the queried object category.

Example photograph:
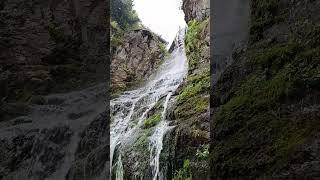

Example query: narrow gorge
[110,0,210,179]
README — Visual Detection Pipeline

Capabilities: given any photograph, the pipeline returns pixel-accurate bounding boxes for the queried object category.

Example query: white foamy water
[110,29,187,179]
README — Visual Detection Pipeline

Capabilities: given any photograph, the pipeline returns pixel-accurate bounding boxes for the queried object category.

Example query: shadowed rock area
[0,0,110,179]
[0,0,108,109]
[210,0,320,179]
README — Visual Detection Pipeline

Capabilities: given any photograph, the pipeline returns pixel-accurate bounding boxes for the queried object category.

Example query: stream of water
[110,29,187,180]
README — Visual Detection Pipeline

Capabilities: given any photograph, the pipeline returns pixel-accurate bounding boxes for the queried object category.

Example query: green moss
[174,19,209,119]
[177,68,209,104]
[211,27,320,179]
[249,43,299,68]
[134,128,153,148]
[210,0,320,177]
[175,95,209,119]
[177,80,208,102]
[143,113,161,129]
[111,21,124,49]
[159,43,169,58]
[173,159,191,180]
[185,19,209,72]
[195,96,209,113]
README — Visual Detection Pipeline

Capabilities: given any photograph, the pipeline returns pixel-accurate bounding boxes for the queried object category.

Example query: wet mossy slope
[168,18,210,180]
[210,0,320,178]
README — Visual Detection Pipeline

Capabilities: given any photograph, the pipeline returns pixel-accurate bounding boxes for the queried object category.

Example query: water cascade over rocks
[111,29,188,179]
[0,84,108,179]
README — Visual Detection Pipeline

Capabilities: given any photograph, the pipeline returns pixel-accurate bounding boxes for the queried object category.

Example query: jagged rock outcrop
[111,29,167,94]
[0,0,108,105]
[182,0,210,22]
[210,0,320,178]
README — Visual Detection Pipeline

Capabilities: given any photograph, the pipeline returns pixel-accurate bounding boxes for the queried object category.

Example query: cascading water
[110,28,187,180]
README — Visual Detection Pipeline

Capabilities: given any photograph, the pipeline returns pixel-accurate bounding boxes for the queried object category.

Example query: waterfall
[110,28,187,179]
[149,92,173,180]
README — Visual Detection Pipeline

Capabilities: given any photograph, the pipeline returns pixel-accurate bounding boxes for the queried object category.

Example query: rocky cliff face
[0,0,109,179]
[0,0,108,107]
[111,29,167,94]
[182,0,209,22]
[210,0,320,178]
[163,0,210,179]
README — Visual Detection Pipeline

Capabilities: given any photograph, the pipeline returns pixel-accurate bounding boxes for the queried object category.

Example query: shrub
[173,159,191,180]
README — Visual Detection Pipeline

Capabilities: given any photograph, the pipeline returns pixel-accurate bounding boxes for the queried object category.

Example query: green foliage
[195,96,209,113]
[110,0,141,50]
[184,19,208,72]
[111,20,125,50]
[111,0,140,30]
[196,144,209,160]
[211,42,320,177]
[159,43,169,58]
[173,160,191,180]
[177,68,209,104]
[177,80,208,102]
[174,19,209,119]
[143,113,161,129]
[210,0,320,177]
[248,43,300,75]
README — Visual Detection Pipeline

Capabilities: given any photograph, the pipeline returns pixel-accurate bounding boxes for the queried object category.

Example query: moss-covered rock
[143,113,161,129]
[210,0,320,178]
[167,18,210,179]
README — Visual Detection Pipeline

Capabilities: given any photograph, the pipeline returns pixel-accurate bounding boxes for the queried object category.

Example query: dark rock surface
[0,0,109,179]
[210,0,250,84]
[0,84,108,179]
[210,0,320,179]
[67,111,109,180]
[0,0,109,105]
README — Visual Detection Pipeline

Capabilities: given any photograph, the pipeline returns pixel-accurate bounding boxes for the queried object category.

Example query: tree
[110,0,140,30]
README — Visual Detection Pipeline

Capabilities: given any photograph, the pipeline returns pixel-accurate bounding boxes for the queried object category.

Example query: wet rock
[0,126,73,179]
[67,111,109,180]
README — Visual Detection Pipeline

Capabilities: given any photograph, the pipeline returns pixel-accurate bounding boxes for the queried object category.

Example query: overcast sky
[133,0,186,45]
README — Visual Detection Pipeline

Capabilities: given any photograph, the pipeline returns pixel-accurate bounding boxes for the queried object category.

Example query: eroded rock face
[111,29,167,93]
[0,0,108,104]
[182,0,209,22]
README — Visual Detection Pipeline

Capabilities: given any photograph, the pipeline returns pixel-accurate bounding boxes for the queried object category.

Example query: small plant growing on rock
[196,144,209,160]
[142,113,161,129]
[173,159,191,180]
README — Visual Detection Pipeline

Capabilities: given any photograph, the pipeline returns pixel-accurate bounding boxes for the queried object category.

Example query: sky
[133,0,186,46]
